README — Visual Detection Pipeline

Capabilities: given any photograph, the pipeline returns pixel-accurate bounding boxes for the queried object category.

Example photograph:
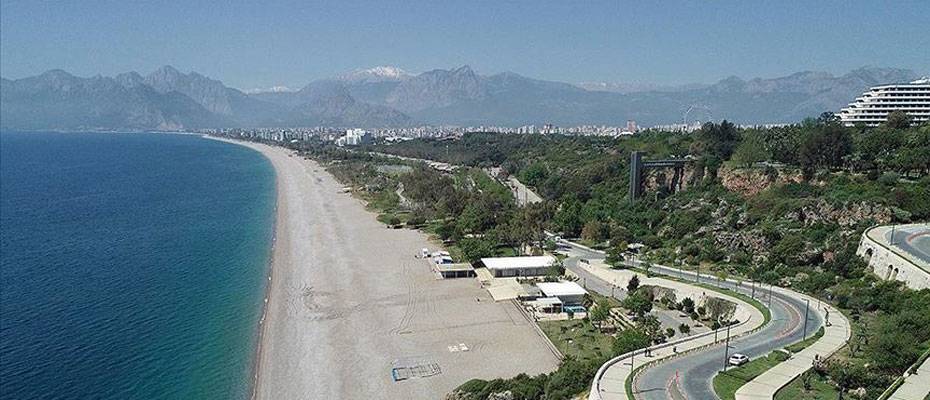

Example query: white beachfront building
[336,129,373,146]
[480,255,558,278]
[838,78,930,127]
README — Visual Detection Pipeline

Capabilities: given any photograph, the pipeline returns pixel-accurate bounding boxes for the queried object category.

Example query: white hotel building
[839,78,930,127]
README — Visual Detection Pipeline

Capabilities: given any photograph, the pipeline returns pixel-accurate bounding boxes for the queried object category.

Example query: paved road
[559,245,692,335]
[634,265,821,400]
[885,225,930,264]
[554,239,822,400]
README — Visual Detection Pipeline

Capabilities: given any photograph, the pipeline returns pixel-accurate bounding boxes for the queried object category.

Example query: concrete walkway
[585,262,766,400]
[888,356,930,400]
[734,289,850,400]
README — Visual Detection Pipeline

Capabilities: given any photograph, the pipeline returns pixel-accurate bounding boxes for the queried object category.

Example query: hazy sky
[2,0,927,90]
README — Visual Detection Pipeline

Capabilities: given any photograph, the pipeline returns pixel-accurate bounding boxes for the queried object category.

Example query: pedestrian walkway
[586,263,765,400]
[888,356,930,400]
[734,289,850,400]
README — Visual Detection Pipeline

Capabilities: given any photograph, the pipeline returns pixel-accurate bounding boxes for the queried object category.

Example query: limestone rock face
[785,200,893,227]
[718,165,803,197]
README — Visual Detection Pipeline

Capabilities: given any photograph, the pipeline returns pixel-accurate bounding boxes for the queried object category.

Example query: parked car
[421,248,430,258]
[728,353,750,366]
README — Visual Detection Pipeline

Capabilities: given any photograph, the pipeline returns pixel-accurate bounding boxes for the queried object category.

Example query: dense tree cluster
[264,117,930,400]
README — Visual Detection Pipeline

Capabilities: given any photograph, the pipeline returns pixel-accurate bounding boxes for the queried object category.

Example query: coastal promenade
[210,138,558,399]
[563,239,845,400]
[734,290,850,400]
[886,356,930,400]
[583,262,765,400]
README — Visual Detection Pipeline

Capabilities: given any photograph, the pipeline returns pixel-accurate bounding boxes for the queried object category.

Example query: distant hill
[1,67,412,131]
[141,65,286,126]
[0,70,224,131]
[1,65,922,131]
[310,65,921,127]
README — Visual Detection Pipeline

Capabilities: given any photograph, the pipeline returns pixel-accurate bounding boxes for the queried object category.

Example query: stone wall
[856,226,930,290]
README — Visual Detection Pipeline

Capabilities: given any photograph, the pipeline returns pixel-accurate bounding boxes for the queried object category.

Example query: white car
[421,248,430,258]
[728,353,750,366]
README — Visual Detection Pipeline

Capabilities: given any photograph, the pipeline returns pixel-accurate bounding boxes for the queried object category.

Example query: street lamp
[722,322,733,372]
[802,299,810,340]
[768,284,773,308]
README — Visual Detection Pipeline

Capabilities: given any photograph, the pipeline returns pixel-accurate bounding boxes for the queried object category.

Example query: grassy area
[621,270,776,398]
[774,372,839,400]
[786,327,825,353]
[713,325,825,399]
[714,351,791,400]
[539,319,616,362]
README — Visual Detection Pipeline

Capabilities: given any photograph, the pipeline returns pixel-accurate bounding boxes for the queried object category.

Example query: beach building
[839,78,930,126]
[432,251,453,264]
[536,281,588,306]
[436,263,476,279]
[480,255,558,278]
[532,297,564,313]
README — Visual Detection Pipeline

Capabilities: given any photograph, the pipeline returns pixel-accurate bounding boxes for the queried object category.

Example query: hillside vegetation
[368,113,930,400]
[238,113,930,400]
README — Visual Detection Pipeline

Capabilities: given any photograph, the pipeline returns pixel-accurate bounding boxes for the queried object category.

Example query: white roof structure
[535,297,563,306]
[537,281,588,297]
[839,80,930,126]
[481,255,557,271]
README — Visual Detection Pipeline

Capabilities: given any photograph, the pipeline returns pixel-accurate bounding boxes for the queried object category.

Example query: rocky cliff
[718,165,804,197]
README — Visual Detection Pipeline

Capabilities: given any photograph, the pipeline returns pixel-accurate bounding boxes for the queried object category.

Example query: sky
[1,0,928,90]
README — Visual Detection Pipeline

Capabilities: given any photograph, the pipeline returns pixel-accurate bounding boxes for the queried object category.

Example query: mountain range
[1,65,923,131]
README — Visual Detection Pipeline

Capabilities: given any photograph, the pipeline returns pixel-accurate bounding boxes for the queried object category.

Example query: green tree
[606,242,629,268]
[731,132,771,167]
[693,120,740,160]
[580,220,604,242]
[622,290,653,317]
[885,110,913,130]
[546,260,565,280]
[797,122,853,176]
[612,328,650,355]
[637,314,664,344]
[589,299,611,329]
[680,297,695,314]
[554,197,584,237]
[626,275,640,293]
[460,236,495,263]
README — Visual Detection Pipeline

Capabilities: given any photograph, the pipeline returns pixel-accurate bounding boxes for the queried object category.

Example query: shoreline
[201,135,276,400]
[206,135,559,399]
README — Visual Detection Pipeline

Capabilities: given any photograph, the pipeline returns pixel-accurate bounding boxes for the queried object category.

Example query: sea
[0,132,275,400]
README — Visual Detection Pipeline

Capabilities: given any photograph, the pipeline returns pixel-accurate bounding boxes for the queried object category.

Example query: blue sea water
[0,132,275,400]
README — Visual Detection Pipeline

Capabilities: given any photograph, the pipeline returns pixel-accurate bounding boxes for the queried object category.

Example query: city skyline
[2,0,928,90]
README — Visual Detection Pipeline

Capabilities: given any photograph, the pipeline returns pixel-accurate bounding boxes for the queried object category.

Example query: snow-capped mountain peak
[244,85,296,94]
[338,66,412,83]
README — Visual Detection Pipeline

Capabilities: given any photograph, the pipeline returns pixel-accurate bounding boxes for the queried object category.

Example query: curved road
[555,239,822,400]
[634,264,821,400]
[885,225,930,264]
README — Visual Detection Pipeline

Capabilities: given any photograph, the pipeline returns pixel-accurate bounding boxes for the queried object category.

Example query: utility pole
[722,322,733,371]
[802,299,810,340]
[768,284,773,308]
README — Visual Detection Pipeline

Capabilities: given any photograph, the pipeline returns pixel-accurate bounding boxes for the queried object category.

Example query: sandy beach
[211,138,559,399]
